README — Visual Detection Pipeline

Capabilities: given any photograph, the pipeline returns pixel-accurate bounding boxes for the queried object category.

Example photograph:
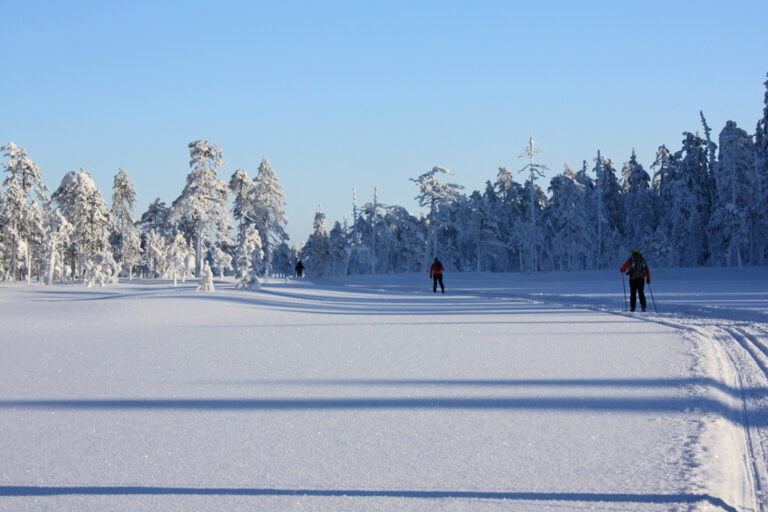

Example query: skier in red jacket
[620,249,651,312]
[429,257,445,294]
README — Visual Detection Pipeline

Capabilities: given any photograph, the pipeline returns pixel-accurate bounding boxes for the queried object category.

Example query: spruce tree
[411,166,463,263]
[252,157,288,277]
[138,199,172,242]
[229,167,254,245]
[170,140,231,277]
[1,142,48,282]
[517,135,548,272]
[709,121,754,268]
[547,166,592,271]
[676,132,715,263]
[622,149,656,253]
[110,166,142,279]
[301,206,331,278]
[52,169,114,282]
[593,152,625,267]
[142,229,166,279]
[42,207,73,285]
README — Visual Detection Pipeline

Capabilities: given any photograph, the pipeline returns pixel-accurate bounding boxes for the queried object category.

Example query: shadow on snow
[1,393,765,427]
[0,485,738,510]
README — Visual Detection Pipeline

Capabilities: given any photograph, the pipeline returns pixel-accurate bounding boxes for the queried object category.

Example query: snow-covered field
[2,268,768,511]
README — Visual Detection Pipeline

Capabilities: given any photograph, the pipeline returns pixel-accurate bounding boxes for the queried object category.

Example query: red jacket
[620,257,651,282]
[430,262,444,277]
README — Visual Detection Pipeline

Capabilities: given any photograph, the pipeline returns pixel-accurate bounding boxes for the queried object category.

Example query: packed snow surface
[2,267,768,511]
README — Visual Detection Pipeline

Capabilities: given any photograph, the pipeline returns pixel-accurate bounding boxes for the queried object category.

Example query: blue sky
[2,0,767,244]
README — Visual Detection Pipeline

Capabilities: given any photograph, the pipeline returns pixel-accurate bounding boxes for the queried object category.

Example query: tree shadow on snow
[0,393,765,427]
[0,485,737,510]
[196,376,768,400]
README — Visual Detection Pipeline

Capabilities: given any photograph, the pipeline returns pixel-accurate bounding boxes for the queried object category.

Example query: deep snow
[1,268,767,511]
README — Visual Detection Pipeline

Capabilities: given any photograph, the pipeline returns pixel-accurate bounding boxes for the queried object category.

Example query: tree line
[2,73,767,285]
[301,73,768,276]
[0,140,290,287]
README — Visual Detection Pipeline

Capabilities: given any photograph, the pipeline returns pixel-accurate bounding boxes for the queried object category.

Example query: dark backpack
[629,253,646,279]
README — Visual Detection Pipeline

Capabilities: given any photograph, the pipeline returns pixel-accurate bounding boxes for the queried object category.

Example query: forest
[2,73,767,285]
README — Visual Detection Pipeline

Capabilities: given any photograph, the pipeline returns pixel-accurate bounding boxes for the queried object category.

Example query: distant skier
[620,249,651,312]
[295,260,305,278]
[429,257,445,294]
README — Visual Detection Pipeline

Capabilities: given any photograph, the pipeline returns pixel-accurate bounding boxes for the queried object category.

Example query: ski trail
[603,316,766,511]
[324,279,768,510]
[719,325,768,512]
[470,288,768,512]
[696,323,766,512]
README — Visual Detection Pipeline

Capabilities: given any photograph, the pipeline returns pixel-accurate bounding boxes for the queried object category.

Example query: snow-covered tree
[546,166,593,271]
[651,145,703,267]
[593,151,625,268]
[228,158,288,278]
[517,134,549,272]
[411,166,463,262]
[700,111,718,186]
[1,142,48,282]
[650,145,684,266]
[210,242,233,278]
[197,261,215,292]
[621,149,656,252]
[270,242,297,277]
[52,168,114,282]
[300,206,331,278]
[386,205,425,273]
[142,229,166,278]
[41,207,73,285]
[370,188,379,274]
[170,140,231,277]
[708,121,754,268]
[676,131,716,264]
[138,198,172,241]
[252,157,288,276]
[166,233,191,286]
[229,167,255,244]
[752,73,768,262]
[83,251,119,287]
[328,221,351,275]
[462,188,504,272]
[234,224,263,290]
[351,186,359,243]
[110,166,141,279]
[493,166,526,271]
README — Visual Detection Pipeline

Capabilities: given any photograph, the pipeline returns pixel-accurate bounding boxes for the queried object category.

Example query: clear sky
[2,0,767,245]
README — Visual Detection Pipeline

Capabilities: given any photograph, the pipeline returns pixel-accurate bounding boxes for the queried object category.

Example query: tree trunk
[46,240,56,285]
[24,242,31,284]
[195,219,204,278]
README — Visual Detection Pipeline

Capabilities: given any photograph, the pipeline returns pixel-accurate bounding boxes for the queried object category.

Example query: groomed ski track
[447,278,768,512]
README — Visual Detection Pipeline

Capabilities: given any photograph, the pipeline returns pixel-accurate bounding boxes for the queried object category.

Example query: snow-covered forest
[2,73,768,285]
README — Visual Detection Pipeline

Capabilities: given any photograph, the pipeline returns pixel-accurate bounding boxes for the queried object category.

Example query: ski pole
[621,273,627,311]
[648,282,657,313]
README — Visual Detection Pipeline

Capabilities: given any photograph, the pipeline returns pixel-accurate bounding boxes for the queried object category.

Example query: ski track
[721,325,768,512]
[508,288,768,512]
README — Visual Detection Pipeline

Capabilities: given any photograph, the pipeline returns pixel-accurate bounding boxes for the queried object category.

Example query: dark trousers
[629,279,646,311]
[432,274,444,293]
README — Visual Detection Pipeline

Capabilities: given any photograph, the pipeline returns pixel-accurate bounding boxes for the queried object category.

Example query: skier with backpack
[429,257,445,294]
[620,249,651,312]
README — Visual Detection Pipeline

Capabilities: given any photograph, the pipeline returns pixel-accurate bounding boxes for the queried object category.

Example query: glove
[647,279,650,284]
